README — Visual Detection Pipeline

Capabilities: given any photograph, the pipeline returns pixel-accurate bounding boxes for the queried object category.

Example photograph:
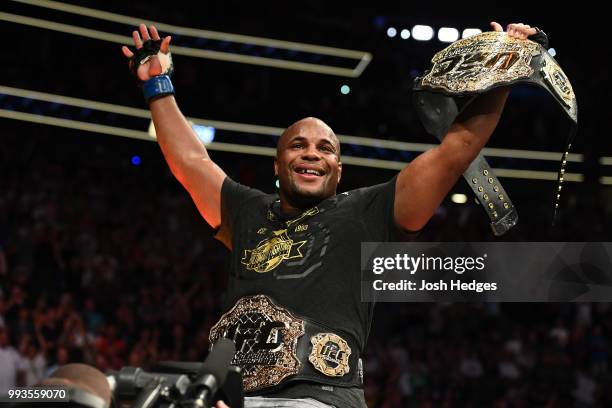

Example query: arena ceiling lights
[0,0,372,78]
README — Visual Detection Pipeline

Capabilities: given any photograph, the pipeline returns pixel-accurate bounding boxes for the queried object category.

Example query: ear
[337,161,342,183]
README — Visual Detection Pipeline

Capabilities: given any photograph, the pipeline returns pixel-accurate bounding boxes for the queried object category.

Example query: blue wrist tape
[142,75,174,103]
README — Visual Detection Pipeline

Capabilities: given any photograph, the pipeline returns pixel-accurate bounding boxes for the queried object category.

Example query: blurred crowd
[1,133,611,406]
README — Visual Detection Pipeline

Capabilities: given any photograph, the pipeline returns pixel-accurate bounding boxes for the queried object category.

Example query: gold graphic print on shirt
[241,229,307,273]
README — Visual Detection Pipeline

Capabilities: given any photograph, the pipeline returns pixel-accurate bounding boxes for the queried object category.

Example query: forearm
[149,94,226,228]
[149,95,211,182]
[441,87,510,171]
[395,145,465,231]
[394,87,510,231]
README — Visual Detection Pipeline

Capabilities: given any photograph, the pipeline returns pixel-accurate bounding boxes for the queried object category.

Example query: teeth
[298,168,321,176]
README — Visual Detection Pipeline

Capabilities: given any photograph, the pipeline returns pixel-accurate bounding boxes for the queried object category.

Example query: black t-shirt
[215,175,411,407]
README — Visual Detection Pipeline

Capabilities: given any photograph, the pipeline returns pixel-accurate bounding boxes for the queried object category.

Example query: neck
[279,199,309,215]
[278,191,323,215]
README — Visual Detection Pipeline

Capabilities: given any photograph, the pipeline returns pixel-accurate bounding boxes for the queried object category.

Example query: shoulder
[222,177,274,206]
[341,176,398,205]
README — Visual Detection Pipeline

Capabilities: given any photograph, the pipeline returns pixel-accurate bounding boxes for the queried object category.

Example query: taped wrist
[142,75,175,104]
[528,27,549,49]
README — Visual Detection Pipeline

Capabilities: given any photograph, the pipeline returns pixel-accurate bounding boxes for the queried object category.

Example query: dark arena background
[0,1,609,407]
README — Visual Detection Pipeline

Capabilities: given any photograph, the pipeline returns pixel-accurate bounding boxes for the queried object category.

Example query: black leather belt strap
[413,91,518,235]
[250,318,362,396]
[293,317,362,387]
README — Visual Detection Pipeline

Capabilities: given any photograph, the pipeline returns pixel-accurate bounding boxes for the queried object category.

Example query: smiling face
[275,117,342,211]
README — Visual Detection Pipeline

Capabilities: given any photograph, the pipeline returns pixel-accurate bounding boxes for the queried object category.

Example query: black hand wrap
[528,27,549,49]
[128,39,174,83]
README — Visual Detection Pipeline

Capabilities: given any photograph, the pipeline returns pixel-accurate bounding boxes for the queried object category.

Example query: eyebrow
[288,135,337,151]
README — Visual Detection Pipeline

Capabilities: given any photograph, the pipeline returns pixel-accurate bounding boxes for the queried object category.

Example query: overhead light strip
[0,85,587,163]
[4,0,372,77]
[0,108,590,183]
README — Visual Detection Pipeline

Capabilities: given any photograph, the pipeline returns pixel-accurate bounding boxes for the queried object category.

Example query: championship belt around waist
[413,31,578,235]
[209,295,362,393]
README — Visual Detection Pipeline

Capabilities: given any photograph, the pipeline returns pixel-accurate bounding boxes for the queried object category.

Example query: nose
[301,145,321,161]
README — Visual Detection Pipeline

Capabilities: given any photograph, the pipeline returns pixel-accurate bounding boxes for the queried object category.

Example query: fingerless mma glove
[128,39,175,104]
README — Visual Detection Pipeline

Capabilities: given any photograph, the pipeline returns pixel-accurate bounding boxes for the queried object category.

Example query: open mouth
[295,168,323,176]
[293,166,326,180]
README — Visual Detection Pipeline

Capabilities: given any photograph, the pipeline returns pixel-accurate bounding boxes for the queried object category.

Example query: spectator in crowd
[0,325,26,393]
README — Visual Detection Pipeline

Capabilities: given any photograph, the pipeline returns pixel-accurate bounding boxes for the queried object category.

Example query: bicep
[394,141,465,232]
[394,93,509,231]
[180,158,227,229]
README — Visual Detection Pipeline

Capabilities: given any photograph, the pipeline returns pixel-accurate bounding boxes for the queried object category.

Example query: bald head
[274,116,343,211]
[277,117,340,157]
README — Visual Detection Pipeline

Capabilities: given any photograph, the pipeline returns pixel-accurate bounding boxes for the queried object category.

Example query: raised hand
[490,21,538,40]
[122,24,172,82]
